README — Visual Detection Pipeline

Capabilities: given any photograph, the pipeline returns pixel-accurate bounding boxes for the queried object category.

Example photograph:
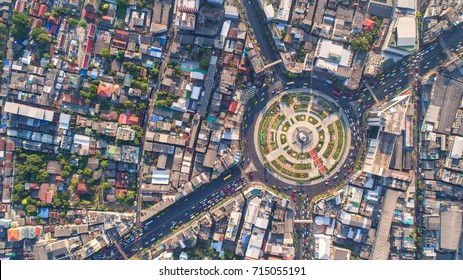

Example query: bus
[332,89,341,97]
[287,81,295,85]
[223,174,232,181]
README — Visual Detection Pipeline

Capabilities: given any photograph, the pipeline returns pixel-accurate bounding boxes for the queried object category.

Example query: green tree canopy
[78,19,88,28]
[100,48,111,59]
[199,59,209,69]
[11,11,30,40]
[31,27,50,44]
[351,37,370,52]
[68,18,78,28]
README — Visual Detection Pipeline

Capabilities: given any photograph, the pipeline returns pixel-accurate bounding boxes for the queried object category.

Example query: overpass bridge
[264,59,282,70]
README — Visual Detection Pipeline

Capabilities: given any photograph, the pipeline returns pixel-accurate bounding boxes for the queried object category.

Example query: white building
[315,39,353,77]
[263,5,274,22]
[396,17,416,47]
[313,234,331,260]
[151,170,171,185]
[224,5,239,20]
[397,0,416,11]
[451,136,463,159]
[276,0,292,23]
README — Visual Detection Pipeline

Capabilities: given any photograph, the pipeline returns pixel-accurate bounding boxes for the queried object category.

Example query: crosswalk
[243,86,257,105]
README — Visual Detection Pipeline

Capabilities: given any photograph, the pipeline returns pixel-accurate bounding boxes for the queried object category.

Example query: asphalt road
[87,168,245,260]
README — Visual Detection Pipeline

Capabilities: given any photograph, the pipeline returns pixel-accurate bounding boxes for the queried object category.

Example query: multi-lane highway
[87,168,246,260]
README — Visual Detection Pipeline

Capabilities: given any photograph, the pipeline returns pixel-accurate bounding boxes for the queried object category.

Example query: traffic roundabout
[254,89,351,186]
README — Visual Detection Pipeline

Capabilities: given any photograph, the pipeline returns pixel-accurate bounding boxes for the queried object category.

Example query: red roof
[319,165,327,174]
[84,10,97,21]
[48,24,58,35]
[59,34,66,49]
[228,28,238,39]
[115,30,129,41]
[128,116,140,125]
[14,1,25,12]
[363,18,375,31]
[48,15,59,25]
[44,191,53,204]
[81,54,90,69]
[118,113,129,125]
[112,39,127,49]
[38,4,47,19]
[116,189,127,196]
[84,38,94,54]
[61,19,68,31]
[77,183,89,194]
[101,15,113,23]
[8,228,20,242]
[87,24,96,38]
[228,101,238,113]
[34,226,42,237]
[97,83,111,98]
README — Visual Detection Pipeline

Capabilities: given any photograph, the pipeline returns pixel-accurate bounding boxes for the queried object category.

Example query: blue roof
[3,60,9,66]
[150,115,159,122]
[38,208,50,219]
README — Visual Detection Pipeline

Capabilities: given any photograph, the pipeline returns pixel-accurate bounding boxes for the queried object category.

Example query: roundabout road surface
[251,89,352,187]
[242,82,363,198]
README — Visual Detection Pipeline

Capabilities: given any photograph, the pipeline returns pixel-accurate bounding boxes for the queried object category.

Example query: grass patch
[321,111,328,119]
[308,116,318,125]
[297,95,311,102]
[323,141,335,158]
[295,115,306,121]
[271,115,286,130]
[294,163,312,170]
[280,134,287,144]
[294,104,308,112]
[333,120,344,160]
[282,122,290,132]
[278,155,287,164]
[319,129,325,141]
[328,124,334,134]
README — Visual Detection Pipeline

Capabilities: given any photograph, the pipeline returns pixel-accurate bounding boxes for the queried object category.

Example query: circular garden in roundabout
[257,91,350,184]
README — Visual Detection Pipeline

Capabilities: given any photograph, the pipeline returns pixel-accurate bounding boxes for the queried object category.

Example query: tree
[68,18,78,28]
[52,6,63,17]
[123,100,132,108]
[78,20,88,28]
[100,160,108,169]
[116,0,130,6]
[11,11,30,40]
[31,27,50,44]
[351,37,370,52]
[101,181,113,190]
[0,23,7,36]
[125,190,135,205]
[60,170,70,179]
[101,3,109,13]
[100,48,111,59]
[83,167,93,178]
[199,59,209,69]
